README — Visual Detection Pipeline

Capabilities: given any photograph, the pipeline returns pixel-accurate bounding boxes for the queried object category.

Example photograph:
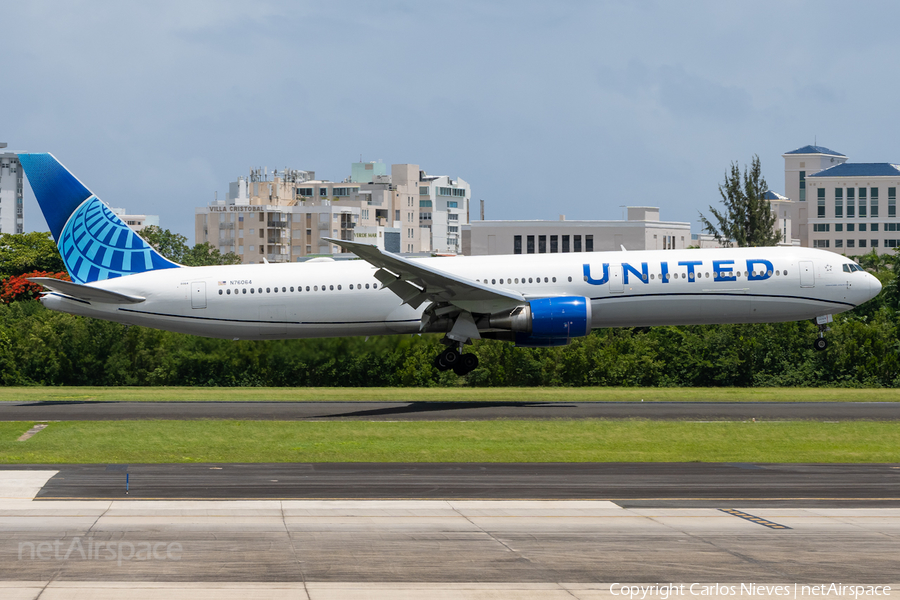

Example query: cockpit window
[843,263,863,273]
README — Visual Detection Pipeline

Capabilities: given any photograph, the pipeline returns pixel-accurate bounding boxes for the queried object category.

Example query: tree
[140,226,241,266]
[0,232,65,278]
[699,155,782,247]
[1,270,69,304]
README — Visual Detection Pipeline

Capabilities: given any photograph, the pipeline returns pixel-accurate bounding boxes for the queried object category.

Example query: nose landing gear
[813,314,833,351]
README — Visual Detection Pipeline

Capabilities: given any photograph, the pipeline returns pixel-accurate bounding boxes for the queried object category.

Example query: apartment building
[196,162,447,264]
[0,145,24,235]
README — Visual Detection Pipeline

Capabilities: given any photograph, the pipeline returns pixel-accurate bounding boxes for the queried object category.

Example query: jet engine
[487,296,592,347]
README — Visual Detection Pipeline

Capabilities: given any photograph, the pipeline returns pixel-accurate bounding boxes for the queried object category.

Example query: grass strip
[0,420,898,463]
[0,387,897,403]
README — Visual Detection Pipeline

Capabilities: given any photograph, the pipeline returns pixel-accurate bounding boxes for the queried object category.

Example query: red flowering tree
[0,271,70,304]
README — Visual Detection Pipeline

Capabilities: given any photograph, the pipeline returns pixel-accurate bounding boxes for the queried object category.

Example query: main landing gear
[433,340,479,376]
[813,314,833,352]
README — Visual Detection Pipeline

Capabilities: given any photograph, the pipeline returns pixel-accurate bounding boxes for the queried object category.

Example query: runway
[1,400,899,421]
[0,462,895,506]
[1,472,899,597]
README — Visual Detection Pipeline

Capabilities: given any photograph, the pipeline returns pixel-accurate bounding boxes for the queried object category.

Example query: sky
[5,0,900,241]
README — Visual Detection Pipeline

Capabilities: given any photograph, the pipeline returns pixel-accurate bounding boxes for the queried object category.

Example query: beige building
[196,163,436,264]
[783,145,900,255]
[461,207,690,255]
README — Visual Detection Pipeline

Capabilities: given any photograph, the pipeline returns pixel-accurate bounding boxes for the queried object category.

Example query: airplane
[17,153,882,376]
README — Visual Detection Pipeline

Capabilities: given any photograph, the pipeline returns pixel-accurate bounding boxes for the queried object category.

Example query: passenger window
[227,289,231,295]
[330,285,334,291]
[373,284,378,289]
[274,287,278,293]
[306,286,310,291]
[250,288,255,294]
[218,289,223,295]
[258,288,262,294]
[314,286,318,291]
[492,279,496,284]
[544,277,548,283]
[337,285,341,290]
[243,289,247,294]
[282,287,286,292]
[350,284,354,290]
[567,276,572,282]
[366,284,370,289]
[266,287,271,293]
[552,277,556,283]
[528,278,533,283]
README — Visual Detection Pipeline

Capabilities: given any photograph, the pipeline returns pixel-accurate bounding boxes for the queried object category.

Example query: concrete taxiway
[0,472,899,598]
[1,400,899,421]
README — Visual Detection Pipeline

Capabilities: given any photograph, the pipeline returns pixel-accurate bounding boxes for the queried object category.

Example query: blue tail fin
[18,153,180,283]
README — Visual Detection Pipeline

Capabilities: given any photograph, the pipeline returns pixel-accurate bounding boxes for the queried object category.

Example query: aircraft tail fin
[17,153,180,284]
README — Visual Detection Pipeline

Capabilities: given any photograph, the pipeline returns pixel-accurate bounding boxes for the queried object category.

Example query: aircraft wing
[28,277,146,304]
[322,238,524,313]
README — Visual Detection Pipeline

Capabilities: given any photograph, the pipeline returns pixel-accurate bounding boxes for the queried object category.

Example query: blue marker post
[126,473,129,495]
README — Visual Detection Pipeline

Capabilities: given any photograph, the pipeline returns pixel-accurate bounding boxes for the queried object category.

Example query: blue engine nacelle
[488,297,592,348]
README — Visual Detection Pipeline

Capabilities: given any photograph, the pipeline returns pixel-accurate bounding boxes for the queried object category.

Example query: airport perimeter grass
[0,386,898,403]
[0,420,898,463]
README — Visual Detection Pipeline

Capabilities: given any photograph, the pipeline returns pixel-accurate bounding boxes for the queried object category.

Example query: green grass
[0,386,898,403]
[1,420,898,463]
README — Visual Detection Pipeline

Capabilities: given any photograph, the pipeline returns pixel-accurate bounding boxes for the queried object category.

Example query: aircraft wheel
[442,348,461,366]
[813,338,828,352]
[453,353,479,376]
[435,348,460,371]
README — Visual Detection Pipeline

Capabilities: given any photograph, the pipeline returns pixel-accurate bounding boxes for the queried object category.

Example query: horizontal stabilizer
[28,277,145,304]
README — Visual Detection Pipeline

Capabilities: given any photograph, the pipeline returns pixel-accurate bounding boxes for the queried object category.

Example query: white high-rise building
[0,145,24,235]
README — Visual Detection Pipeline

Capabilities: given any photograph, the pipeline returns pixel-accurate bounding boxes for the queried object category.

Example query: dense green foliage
[140,225,241,266]
[0,290,897,387]
[700,155,782,247]
[0,232,65,278]
[0,232,897,387]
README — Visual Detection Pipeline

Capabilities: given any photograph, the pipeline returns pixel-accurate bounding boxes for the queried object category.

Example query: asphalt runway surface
[1,400,900,421]
[0,462,894,507]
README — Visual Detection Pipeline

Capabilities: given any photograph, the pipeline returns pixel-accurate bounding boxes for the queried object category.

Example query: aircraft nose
[869,273,883,297]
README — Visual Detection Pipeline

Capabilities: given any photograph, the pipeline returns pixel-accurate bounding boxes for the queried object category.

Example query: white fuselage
[40,247,880,341]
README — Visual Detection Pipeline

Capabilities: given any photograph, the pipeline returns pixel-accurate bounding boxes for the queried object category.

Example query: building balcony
[219,223,235,230]
[266,253,288,262]
[267,219,288,228]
